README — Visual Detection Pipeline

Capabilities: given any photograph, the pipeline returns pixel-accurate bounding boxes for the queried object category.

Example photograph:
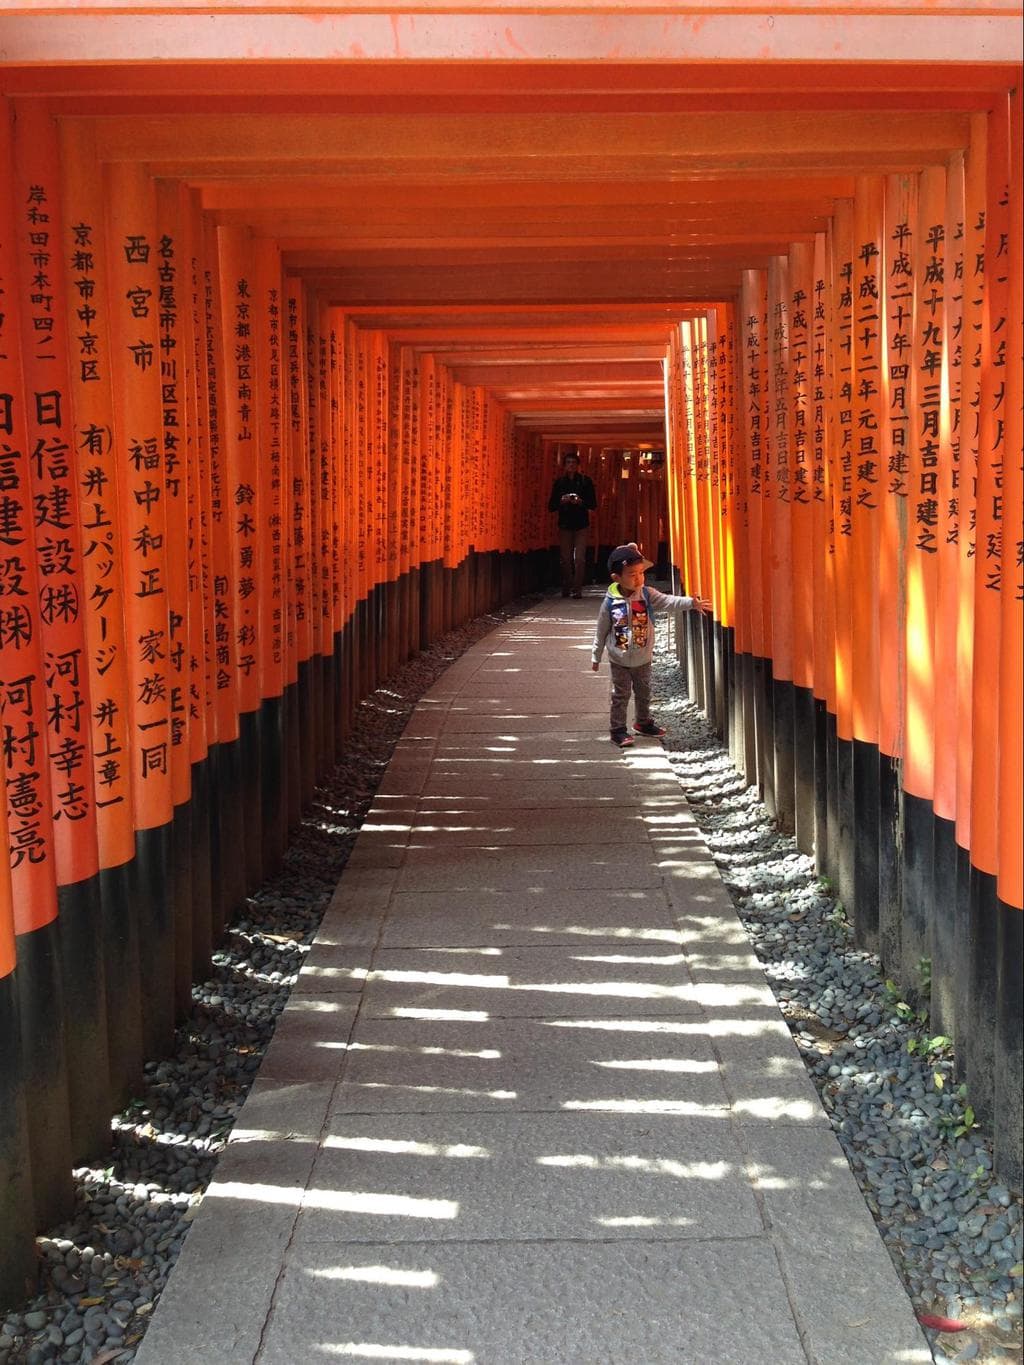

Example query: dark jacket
[548,472,597,530]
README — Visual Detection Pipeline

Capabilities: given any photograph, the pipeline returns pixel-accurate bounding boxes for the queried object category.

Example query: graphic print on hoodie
[612,591,650,653]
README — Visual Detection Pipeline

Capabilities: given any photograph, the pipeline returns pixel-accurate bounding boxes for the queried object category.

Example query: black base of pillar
[738,651,757,785]
[170,801,193,1022]
[99,860,143,1105]
[239,710,264,892]
[852,739,879,952]
[296,655,316,812]
[711,619,725,741]
[877,753,902,981]
[133,822,175,1062]
[14,920,73,1229]
[284,679,303,833]
[260,694,287,880]
[964,866,998,1128]
[0,972,36,1305]
[812,697,829,872]
[793,685,815,855]
[57,875,111,1162]
[189,759,213,980]
[771,678,795,836]
[930,814,959,1040]
[901,790,935,1006]
[995,899,1023,1192]
[835,736,855,917]
[754,656,775,816]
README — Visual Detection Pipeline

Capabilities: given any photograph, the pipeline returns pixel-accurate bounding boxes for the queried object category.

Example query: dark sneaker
[610,730,634,748]
[633,720,666,737]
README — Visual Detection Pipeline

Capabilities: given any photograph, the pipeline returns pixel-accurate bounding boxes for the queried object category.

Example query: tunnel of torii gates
[0,0,1021,1302]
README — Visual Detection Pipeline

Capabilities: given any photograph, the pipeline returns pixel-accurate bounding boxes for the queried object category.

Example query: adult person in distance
[547,448,598,598]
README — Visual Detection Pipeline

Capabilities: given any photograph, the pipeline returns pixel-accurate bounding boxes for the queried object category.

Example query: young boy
[591,542,711,748]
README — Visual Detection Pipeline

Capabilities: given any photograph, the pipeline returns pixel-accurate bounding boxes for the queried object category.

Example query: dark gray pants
[609,661,651,733]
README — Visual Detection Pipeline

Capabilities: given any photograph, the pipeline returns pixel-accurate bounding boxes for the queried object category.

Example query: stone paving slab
[372,886,679,947]
[429,710,607,732]
[402,806,651,846]
[444,696,609,714]
[741,1124,931,1361]
[395,841,664,892]
[255,1239,808,1365]
[418,776,636,803]
[294,1111,763,1244]
[331,1014,731,1114]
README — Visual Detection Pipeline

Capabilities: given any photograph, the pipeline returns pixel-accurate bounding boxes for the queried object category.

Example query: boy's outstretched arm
[645,585,713,616]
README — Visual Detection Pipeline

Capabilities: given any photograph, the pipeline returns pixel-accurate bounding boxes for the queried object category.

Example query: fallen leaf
[918,1314,967,1333]
[78,1296,105,1307]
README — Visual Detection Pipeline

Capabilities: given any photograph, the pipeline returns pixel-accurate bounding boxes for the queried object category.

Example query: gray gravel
[0,594,542,1365]
[651,630,1023,1365]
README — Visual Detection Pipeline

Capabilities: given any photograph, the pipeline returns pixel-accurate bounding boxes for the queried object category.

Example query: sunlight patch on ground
[311,1265,440,1289]
[209,1182,460,1219]
[350,1043,502,1060]
[324,1136,490,1160]
[593,1058,718,1073]
[323,1343,473,1361]
[347,1083,517,1101]
[536,1154,730,1181]
[391,1009,490,1021]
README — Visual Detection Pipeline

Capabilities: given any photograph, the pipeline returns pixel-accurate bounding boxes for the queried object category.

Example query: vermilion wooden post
[955,115,987,931]
[328,310,346,757]
[286,279,315,805]
[850,175,885,949]
[901,163,946,1000]
[184,188,220,947]
[13,101,108,1191]
[827,199,855,911]
[217,224,265,888]
[254,238,288,867]
[154,178,196,1019]
[201,214,246,932]
[1,99,72,1234]
[706,308,727,740]
[315,300,336,769]
[810,231,834,869]
[995,82,1023,1188]
[57,117,145,1104]
[878,172,916,972]
[303,295,324,774]
[679,320,704,710]
[965,98,1010,1125]
[787,241,816,853]
[743,271,773,805]
[768,253,795,834]
[929,151,967,1035]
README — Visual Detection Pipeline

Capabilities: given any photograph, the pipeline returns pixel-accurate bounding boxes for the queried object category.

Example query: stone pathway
[135,598,931,1365]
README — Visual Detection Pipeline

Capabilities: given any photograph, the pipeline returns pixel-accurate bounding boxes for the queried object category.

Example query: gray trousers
[609,661,651,733]
[559,526,588,593]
